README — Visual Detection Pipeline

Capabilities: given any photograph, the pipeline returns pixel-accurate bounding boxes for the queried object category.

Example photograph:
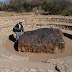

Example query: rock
[30,69,36,72]
[18,28,65,53]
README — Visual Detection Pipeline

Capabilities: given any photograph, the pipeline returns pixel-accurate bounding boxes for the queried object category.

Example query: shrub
[63,9,72,16]
[1,0,72,16]
[41,0,72,15]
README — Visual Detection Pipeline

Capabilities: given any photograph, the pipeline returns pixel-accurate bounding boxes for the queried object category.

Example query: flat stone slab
[0,46,13,56]
[61,56,72,62]
[61,56,72,70]
[0,36,13,57]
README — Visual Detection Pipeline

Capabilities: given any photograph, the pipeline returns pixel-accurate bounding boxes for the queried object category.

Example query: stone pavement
[0,15,72,72]
[0,55,71,72]
[0,36,72,72]
[0,24,72,72]
[62,56,72,71]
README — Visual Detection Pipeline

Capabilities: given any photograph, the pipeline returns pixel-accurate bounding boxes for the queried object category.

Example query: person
[13,22,24,41]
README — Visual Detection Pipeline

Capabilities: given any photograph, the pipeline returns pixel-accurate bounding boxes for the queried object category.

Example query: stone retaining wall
[0,23,72,38]
[26,17,72,23]
[0,17,72,38]
[10,17,72,23]
[0,17,72,26]
[24,23,72,31]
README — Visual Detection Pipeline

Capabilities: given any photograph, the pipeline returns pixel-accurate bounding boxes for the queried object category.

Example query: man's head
[19,22,22,25]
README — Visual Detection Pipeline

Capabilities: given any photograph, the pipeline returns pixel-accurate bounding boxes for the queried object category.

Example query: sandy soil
[2,36,72,62]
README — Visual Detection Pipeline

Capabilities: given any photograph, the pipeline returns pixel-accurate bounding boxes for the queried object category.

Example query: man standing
[13,22,24,41]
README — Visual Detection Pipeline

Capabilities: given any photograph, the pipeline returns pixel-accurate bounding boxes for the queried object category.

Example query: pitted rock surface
[18,28,65,53]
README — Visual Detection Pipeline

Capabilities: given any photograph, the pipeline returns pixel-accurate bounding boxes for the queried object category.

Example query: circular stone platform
[2,36,72,62]
[0,14,72,72]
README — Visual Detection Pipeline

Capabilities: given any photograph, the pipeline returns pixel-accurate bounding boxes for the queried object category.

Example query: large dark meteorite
[18,28,65,53]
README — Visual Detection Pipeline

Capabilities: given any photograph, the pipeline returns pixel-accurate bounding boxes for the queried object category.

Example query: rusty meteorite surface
[18,28,65,53]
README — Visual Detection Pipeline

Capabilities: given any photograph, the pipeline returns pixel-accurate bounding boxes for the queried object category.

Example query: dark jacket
[13,24,24,32]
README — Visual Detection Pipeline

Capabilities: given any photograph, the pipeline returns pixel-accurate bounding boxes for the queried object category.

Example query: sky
[0,0,6,3]
[0,0,72,3]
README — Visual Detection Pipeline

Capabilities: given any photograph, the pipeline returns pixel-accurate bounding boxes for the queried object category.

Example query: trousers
[16,32,21,40]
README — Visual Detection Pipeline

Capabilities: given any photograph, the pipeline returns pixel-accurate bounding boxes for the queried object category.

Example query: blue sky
[0,0,72,3]
[0,0,6,3]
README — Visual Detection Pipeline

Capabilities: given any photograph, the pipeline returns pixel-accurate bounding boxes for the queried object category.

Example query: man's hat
[19,22,22,24]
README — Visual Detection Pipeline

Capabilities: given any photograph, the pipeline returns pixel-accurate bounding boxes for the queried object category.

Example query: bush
[63,9,72,16]
[1,0,72,16]
[2,0,27,12]
[23,0,42,12]
[0,8,1,11]
[41,0,72,15]
[42,0,52,12]
[23,1,32,12]
[2,0,41,12]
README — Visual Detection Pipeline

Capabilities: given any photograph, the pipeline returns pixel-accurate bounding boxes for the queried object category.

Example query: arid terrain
[0,11,72,72]
[2,36,72,62]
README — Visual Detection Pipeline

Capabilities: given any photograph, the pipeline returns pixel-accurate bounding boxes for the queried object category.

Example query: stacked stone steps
[0,16,72,38]
[62,56,72,71]
[0,54,71,72]
[0,36,71,72]
[0,16,72,27]
[0,41,71,72]
[0,16,72,23]
[0,23,72,39]
[0,15,72,72]
[0,53,71,72]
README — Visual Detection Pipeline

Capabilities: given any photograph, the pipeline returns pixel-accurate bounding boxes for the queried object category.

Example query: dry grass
[0,11,72,18]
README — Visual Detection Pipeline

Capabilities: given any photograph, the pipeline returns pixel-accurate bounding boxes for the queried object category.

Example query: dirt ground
[2,36,72,62]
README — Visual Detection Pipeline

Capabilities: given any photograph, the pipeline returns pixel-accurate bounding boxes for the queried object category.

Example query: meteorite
[18,28,65,53]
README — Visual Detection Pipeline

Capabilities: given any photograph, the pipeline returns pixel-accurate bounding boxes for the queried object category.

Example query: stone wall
[0,16,72,38]
[0,17,72,26]
[24,23,72,31]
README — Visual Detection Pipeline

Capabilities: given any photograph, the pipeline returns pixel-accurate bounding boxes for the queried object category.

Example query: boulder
[18,28,65,53]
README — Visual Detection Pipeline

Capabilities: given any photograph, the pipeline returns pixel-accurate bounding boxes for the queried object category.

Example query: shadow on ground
[63,33,72,39]
[8,33,72,52]
[9,34,18,51]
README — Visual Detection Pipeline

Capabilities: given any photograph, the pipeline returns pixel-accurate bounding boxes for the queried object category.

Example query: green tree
[0,2,3,11]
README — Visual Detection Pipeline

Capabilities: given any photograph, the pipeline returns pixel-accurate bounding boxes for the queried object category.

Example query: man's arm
[22,28,24,32]
[21,25,24,35]
[21,25,24,32]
